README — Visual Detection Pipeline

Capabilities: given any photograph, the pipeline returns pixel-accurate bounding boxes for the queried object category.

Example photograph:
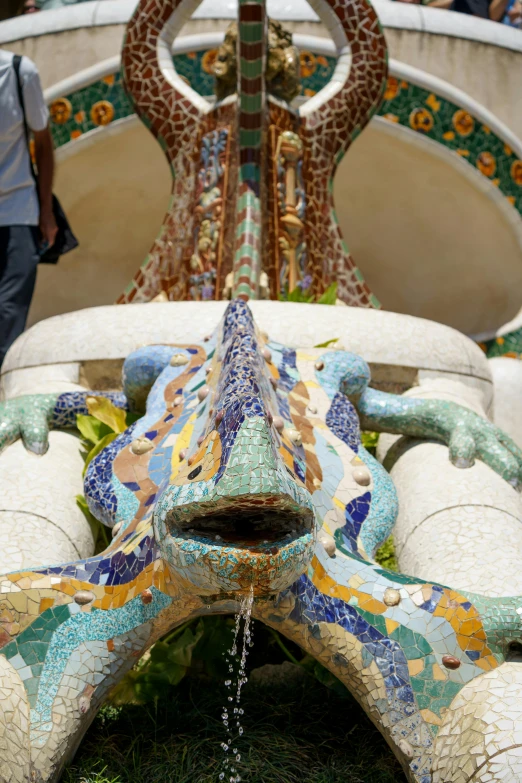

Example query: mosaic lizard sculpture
[2,0,522,781]
[118,0,385,305]
[1,299,522,783]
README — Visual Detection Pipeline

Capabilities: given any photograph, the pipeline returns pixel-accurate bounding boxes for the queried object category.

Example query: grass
[62,538,402,783]
[63,673,405,783]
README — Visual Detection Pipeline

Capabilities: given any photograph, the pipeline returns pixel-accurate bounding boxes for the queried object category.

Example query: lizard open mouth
[167,502,314,550]
[155,492,317,594]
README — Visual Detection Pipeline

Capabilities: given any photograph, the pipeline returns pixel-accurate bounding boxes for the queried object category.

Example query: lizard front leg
[312,350,522,487]
[0,343,201,456]
[354,387,522,487]
[0,391,128,455]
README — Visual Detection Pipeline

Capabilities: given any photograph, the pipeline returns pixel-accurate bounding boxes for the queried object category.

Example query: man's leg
[0,225,39,367]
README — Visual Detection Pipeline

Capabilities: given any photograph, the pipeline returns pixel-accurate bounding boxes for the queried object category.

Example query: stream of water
[219,587,255,782]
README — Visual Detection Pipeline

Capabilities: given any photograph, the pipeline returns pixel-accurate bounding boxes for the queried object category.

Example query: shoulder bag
[13,54,79,264]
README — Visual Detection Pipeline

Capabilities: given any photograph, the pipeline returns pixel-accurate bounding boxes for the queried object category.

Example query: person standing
[0,49,57,368]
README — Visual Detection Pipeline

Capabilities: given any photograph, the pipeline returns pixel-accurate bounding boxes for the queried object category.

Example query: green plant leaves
[361,431,379,454]
[374,537,398,572]
[316,282,338,305]
[279,281,338,305]
[279,287,315,303]
[110,622,205,705]
[299,654,349,699]
[313,338,339,348]
[82,433,118,476]
[86,397,128,434]
[187,616,235,679]
[76,414,113,446]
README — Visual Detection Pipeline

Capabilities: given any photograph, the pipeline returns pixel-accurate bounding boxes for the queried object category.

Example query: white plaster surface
[0,432,94,573]
[433,664,522,783]
[1,0,521,52]
[489,357,522,451]
[0,363,82,401]
[3,301,493,393]
[377,379,522,597]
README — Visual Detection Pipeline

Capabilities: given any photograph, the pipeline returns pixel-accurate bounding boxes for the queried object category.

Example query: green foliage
[85,396,128,434]
[111,622,205,705]
[279,282,338,305]
[76,414,113,445]
[75,399,138,552]
[107,614,350,708]
[374,537,398,572]
[279,287,315,303]
[313,338,340,348]
[299,655,349,699]
[316,282,338,305]
[361,431,380,456]
[64,677,403,783]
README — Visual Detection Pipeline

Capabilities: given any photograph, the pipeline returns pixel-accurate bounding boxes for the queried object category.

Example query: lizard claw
[449,411,522,486]
[0,396,55,456]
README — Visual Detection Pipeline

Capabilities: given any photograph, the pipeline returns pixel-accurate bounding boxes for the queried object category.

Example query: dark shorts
[0,224,39,368]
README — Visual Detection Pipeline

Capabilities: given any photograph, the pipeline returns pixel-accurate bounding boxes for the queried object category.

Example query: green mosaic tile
[49,72,134,149]
[482,328,522,359]
[379,78,522,214]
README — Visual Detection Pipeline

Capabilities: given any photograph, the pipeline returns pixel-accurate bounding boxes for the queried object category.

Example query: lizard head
[153,300,317,597]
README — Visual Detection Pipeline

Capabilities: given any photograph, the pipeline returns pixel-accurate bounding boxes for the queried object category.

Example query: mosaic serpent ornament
[117,0,385,304]
[2,1,522,782]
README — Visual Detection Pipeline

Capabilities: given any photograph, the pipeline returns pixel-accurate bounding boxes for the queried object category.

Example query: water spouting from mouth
[219,586,254,782]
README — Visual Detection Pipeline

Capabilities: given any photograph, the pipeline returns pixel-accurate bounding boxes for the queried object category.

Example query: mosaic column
[232,0,267,301]
[298,0,387,306]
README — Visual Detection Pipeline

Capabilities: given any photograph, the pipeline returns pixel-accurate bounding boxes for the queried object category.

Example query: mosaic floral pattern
[49,73,133,147]
[1,301,522,781]
[481,329,522,359]
[380,78,522,214]
[48,61,522,225]
[48,56,335,150]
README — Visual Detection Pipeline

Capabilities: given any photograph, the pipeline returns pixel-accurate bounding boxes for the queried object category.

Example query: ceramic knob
[74,590,95,605]
[287,428,303,447]
[170,353,189,366]
[383,588,401,606]
[353,467,371,486]
[141,589,153,604]
[273,416,285,432]
[131,436,154,455]
[198,385,210,401]
[319,533,336,557]
[442,655,461,669]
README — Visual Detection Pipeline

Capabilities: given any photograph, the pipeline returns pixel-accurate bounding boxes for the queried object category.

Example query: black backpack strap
[13,53,37,182]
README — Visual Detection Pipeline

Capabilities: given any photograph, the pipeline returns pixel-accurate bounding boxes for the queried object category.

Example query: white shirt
[0,50,49,227]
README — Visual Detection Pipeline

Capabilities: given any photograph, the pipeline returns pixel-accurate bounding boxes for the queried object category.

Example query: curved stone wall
[1,0,521,135]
